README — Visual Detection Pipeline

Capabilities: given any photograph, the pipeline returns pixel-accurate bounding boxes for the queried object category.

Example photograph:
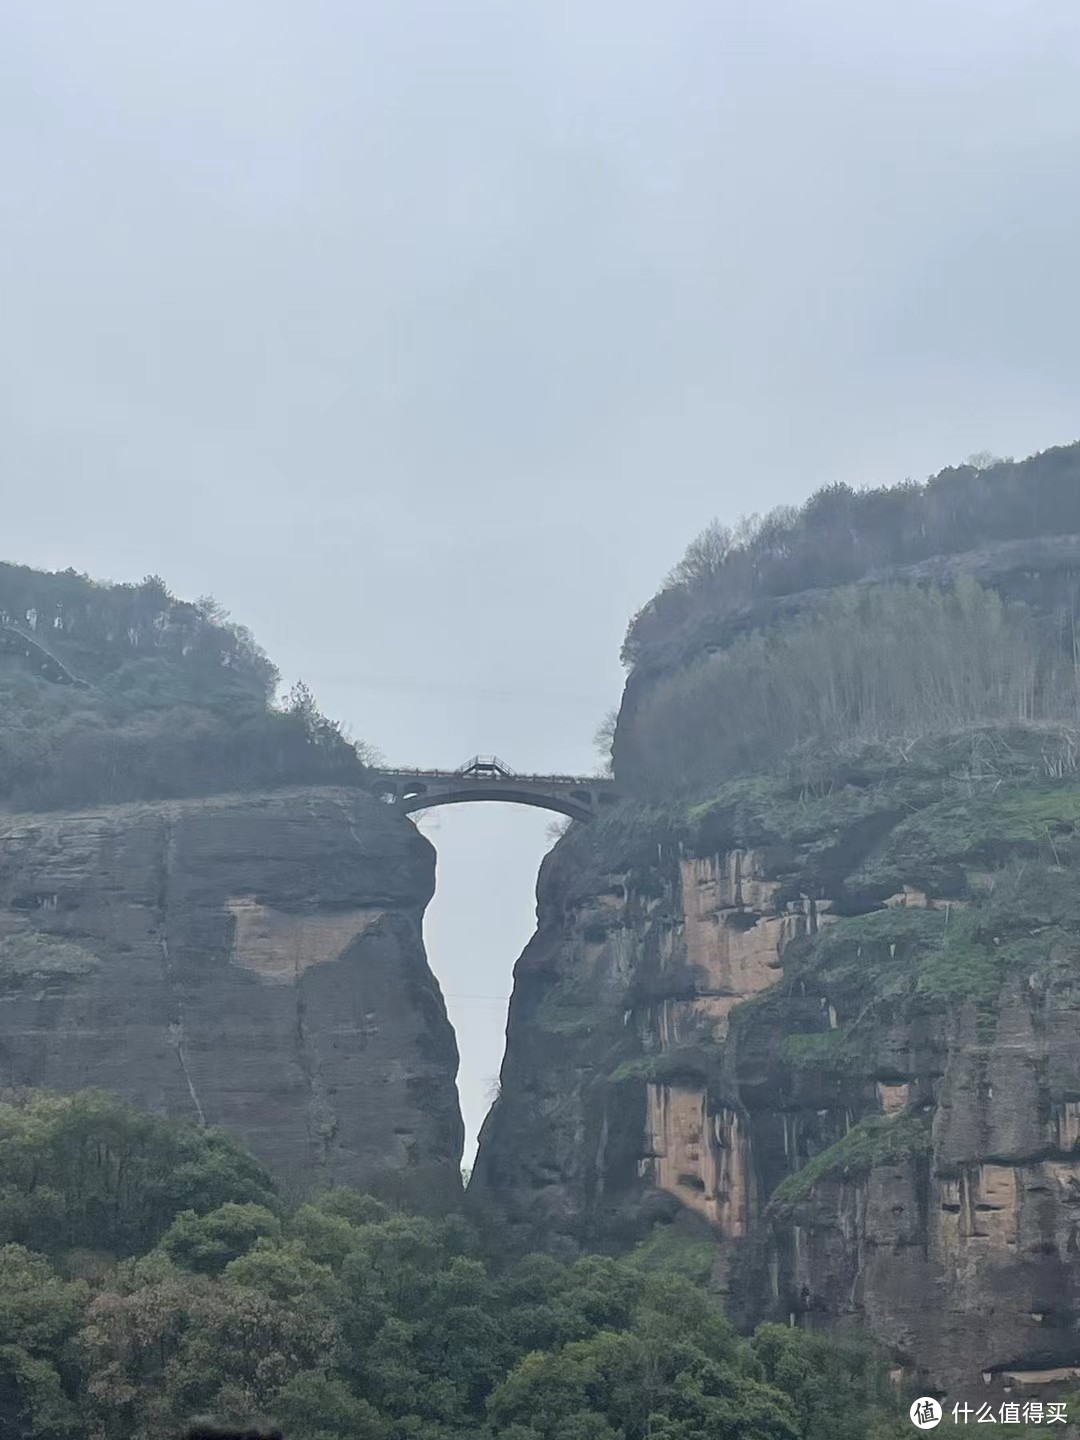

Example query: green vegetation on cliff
[586,725,1080,919]
[0,935,99,994]
[769,1110,932,1212]
[0,564,369,809]
[0,1090,913,1440]
[620,578,1080,797]
[623,441,1080,668]
[789,852,1080,1008]
[478,444,1080,1405]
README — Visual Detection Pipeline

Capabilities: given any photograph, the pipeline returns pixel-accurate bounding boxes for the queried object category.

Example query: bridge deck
[376,767,611,787]
[373,763,617,822]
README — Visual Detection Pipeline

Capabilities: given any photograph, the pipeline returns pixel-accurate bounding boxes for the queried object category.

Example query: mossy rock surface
[769,1108,932,1212]
[609,1047,717,1086]
[852,782,1080,894]
[0,933,99,992]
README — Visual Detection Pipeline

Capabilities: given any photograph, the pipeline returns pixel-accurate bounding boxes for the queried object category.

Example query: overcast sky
[3,1,1079,1160]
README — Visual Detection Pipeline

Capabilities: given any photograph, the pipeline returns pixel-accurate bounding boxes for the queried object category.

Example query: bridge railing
[457,754,516,777]
[376,767,613,787]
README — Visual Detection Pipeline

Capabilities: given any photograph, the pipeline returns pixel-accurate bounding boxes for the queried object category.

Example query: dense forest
[614,443,1080,797]
[622,442,1080,669]
[0,566,369,809]
[0,1091,913,1440]
[618,578,1080,796]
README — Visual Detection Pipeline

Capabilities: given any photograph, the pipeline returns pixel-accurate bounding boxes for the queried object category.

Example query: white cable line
[442,993,511,1002]
[318,674,615,705]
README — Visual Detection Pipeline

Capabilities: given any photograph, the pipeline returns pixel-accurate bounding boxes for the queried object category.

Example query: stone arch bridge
[373,756,618,822]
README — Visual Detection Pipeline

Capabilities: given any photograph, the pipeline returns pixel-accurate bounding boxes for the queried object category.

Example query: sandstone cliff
[0,787,463,1200]
[473,450,1080,1401]
[471,745,1080,1393]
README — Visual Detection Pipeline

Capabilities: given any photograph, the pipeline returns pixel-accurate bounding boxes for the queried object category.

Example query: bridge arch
[398,786,594,823]
[373,757,618,824]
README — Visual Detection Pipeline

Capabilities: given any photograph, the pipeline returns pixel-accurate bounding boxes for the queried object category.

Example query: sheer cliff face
[471,759,1080,1394]
[471,839,799,1248]
[0,788,463,1197]
[475,527,1080,1394]
[471,833,812,1250]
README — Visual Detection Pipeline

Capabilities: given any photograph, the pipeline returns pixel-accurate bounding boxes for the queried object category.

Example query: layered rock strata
[0,787,462,1197]
[471,765,1080,1395]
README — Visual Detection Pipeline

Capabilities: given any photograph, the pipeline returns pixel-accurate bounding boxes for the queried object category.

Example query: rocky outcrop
[764,975,1080,1395]
[0,787,463,1198]
[478,456,1080,1393]
[470,760,1080,1396]
[471,834,815,1250]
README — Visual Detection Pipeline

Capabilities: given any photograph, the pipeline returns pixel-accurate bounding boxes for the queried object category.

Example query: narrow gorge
[3,444,1080,1413]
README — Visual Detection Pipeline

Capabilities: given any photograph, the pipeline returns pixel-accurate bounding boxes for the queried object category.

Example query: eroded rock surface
[0,787,462,1196]
[471,775,1080,1395]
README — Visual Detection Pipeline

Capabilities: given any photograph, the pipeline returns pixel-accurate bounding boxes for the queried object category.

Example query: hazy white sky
[3,0,1079,1158]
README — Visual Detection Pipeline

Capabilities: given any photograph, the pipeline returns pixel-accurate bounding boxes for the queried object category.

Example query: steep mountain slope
[472,443,1080,1397]
[0,565,463,1200]
[0,565,367,809]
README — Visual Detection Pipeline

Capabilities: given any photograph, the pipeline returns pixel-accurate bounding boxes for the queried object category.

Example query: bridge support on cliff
[373,755,618,822]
